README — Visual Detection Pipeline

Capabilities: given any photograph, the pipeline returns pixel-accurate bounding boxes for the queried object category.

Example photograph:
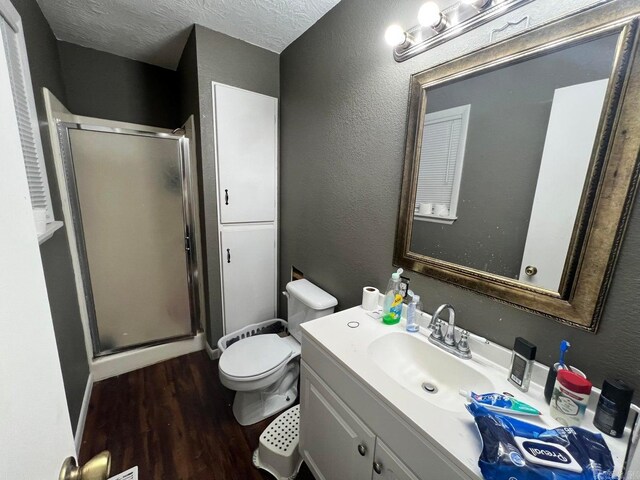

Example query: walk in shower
[58,123,200,357]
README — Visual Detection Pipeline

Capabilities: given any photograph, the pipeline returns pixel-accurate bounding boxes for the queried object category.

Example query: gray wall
[177,28,199,127]
[411,34,617,279]
[57,41,181,128]
[192,25,279,346]
[176,27,209,332]
[9,0,89,432]
[279,0,640,397]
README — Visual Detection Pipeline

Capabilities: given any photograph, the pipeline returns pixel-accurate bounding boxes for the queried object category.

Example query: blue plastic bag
[467,401,618,480]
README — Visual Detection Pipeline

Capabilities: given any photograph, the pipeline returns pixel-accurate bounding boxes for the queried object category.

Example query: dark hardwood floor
[80,351,314,480]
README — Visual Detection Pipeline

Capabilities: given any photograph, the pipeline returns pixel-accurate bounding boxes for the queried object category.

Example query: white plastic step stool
[253,405,303,479]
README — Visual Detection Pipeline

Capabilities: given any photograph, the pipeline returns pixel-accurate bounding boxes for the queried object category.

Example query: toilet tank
[286,279,337,342]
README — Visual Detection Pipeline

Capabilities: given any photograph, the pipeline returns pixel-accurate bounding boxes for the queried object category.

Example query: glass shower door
[62,127,196,356]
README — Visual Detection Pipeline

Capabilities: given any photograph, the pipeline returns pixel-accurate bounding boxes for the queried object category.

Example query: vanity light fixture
[386,0,533,62]
[461,0,492,10]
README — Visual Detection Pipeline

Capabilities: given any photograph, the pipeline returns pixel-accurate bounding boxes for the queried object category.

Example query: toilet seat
[219,334,292,381]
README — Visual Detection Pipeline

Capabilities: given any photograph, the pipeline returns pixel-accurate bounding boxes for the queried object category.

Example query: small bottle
[508,337,537,392]
[382,268,403,325]
[406,293,421,332]
[593,379,634,437]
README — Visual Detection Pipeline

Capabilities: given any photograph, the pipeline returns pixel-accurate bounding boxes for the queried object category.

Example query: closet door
[518,79,609,291]
[220,224,276,334]
[214,83,277,224]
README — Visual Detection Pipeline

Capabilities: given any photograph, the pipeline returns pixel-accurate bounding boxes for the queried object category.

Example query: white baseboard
[91,333,205,381]
[75,373,93,454]
[205,341,220,360]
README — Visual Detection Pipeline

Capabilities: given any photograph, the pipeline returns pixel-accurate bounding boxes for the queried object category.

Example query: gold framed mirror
[394,0,640,332]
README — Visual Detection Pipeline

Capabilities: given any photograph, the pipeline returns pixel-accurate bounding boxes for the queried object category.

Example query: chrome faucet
[427,304,471,359]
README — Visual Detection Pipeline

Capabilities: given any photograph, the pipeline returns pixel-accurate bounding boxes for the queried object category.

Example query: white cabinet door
[214,83,277,224]
[220,224,276,334]
[373,439,420,480]
[300,364,376,480]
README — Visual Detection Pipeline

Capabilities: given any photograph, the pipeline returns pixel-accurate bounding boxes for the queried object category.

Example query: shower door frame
[57,122,200,357]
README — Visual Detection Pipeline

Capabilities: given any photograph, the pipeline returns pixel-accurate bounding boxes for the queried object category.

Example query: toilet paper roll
[418,203,433,215]
[361,286,379,311]
[434,203,449,217]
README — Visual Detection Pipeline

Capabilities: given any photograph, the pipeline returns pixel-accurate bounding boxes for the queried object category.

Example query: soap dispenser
[382,268,403,325]
[406,292,422,333]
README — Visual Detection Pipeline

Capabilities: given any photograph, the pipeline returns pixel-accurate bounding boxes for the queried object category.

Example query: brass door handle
[525,265,538,276]
[59,451,111,480]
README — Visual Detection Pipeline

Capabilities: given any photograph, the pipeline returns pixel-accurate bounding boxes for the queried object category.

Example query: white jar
[550,369,592,426]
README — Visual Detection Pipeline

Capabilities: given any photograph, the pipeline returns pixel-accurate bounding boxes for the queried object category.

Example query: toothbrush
[559,340,570,369]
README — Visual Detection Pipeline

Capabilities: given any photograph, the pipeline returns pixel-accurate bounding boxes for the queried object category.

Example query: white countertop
[301,306,631,479]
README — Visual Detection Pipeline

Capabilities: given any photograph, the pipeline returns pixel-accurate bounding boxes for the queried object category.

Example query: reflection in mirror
[410,33,618,292]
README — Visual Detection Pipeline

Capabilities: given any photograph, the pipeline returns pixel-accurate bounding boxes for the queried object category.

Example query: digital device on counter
[508,337,537,393]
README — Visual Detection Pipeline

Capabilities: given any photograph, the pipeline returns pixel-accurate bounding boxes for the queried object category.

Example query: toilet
[218,279,337,426]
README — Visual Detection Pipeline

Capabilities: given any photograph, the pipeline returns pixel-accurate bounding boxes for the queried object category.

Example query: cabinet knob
[224,189,229,205]
[373,462,383,474]
[357,444,367,456]
[227,249,231,263]
[525,265,538,276]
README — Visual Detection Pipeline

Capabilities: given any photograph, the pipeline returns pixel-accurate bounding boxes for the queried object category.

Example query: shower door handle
[227,249,231,263]
[184,222,191,252]
[225,189,229,205]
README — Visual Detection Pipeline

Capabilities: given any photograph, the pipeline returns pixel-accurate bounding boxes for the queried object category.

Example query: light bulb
[418,2,444,28]
[385,24,407,47]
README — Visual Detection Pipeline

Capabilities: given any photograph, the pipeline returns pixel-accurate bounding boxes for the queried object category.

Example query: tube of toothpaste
[460,390,541,416]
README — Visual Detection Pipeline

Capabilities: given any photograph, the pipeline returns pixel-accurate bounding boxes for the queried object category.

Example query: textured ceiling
[35,0,341,69]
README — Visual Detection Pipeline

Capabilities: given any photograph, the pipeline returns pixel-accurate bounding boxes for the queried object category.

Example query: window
[415,104,470,225]
[0,4,56,232]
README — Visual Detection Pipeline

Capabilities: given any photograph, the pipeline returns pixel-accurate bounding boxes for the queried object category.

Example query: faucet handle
[443,321,456,347]
[457,330,471,354]
[427,314,439,331]
[431,319,444,340]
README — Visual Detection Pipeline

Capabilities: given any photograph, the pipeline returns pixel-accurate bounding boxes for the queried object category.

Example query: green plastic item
[382,313,400,325]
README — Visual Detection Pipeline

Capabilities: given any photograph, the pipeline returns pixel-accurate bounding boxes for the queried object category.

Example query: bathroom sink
[367,332,495,412]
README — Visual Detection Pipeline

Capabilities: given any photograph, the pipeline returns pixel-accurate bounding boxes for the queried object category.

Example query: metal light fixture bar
[393,0,534,62]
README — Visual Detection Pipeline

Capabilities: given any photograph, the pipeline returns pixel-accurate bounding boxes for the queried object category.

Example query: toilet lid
[219,334,292,379]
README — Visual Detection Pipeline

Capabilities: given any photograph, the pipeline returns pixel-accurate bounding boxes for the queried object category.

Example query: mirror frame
[394,0,640,332]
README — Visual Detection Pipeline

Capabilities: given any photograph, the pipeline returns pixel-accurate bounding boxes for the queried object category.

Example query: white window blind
[415,104,470,220]
[0,16,53,222]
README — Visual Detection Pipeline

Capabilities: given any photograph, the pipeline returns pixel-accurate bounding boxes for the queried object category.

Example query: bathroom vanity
[299,307,631,479]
